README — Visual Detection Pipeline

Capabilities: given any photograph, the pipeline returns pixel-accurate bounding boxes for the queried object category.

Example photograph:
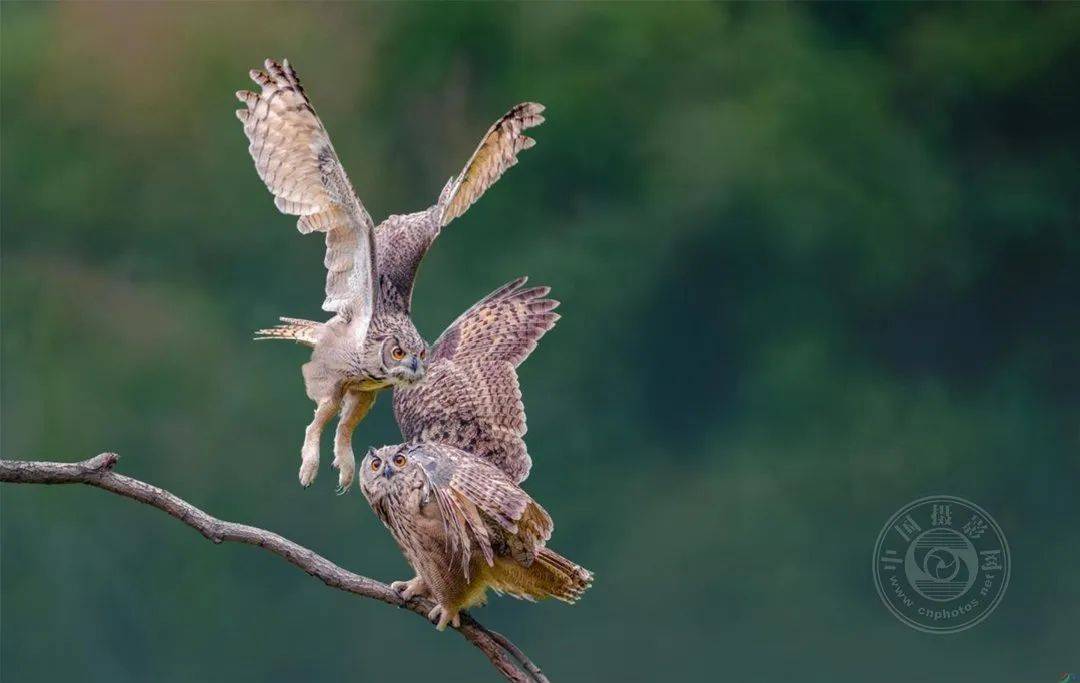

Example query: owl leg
[390,575,429,601]
[427,603,461,632]
[332,390,375,494]
[299,395,341,487]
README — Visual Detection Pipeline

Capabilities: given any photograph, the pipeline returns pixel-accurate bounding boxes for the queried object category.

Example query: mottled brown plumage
[236,58,544,491]
[360,280,592,630]
[394,278,559,483]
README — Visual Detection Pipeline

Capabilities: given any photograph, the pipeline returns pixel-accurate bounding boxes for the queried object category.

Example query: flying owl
[235,58,544,491]
[359,279,593,630]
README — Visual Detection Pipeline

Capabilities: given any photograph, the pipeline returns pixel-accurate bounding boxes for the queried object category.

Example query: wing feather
[236,58,376,317]
[417,444,552,573]
[437,103,545,227]
[393,278,559,482]
[371,103,545,316]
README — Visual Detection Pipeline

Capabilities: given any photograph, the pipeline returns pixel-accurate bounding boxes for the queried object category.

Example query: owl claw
[390,576,428,601]
[298,458,318,487]
[427,604,460,631]
[332,456,355,493]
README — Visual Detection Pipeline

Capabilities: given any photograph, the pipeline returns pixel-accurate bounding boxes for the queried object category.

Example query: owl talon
[390,576,428,601]
[427,604,460,631]
[298,457,318,488]
[333,457,355,493]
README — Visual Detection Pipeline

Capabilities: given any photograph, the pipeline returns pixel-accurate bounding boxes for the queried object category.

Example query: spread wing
[393,278,558,483]
[236,58,376,318]
[437,102,545,227]
[370,102,546,317]
[416,443,552,575]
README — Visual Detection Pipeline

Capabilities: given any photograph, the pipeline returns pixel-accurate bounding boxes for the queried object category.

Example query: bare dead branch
[0,454,549,683]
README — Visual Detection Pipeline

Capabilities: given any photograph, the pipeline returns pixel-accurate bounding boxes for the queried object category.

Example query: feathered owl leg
[390,575,429,601]
[427,603,461,632]
[299,395,341,487]
[332,390,376,494]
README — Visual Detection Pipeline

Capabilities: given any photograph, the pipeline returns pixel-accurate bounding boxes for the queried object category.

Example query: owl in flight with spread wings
[360,279,592,630]
[235,59,544,491]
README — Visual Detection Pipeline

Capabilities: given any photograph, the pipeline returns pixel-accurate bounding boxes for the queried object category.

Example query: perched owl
[235,58,544,491]
[360,279,593,630]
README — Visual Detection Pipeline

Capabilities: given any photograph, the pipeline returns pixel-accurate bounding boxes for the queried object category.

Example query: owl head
[365,316,427,387]
[358,443,429,507]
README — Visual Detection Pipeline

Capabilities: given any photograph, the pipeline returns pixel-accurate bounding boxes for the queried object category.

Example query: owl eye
[392,454,407,468]
[419,348,427,360]
[370,457,382,472]
[391,346,406,361]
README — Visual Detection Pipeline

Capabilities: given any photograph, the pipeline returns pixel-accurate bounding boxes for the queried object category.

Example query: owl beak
[409,356,420,373]
[381,467,394,480]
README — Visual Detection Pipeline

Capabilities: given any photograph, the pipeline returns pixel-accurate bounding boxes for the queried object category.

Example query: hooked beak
[388,357,425,387]
[381,467,394,480]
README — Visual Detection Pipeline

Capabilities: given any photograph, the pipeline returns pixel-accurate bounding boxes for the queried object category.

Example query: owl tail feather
[254,317,321,347]
[490,548,593,605]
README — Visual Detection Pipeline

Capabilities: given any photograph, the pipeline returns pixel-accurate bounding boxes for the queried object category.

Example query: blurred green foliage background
[2,3,1078,681]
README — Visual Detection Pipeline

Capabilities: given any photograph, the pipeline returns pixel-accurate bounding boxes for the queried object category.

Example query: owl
[235,58,544,491]
[360,279,593,630]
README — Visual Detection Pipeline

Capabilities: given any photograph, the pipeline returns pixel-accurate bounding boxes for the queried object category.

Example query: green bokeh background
[3,3,1078,681]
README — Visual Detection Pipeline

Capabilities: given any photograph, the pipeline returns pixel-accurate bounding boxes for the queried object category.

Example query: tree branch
[0,454,550,683]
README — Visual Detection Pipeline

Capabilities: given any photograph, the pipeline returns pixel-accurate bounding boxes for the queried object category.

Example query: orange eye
[392,454,407,468]
[419,348,427,360]
[370,457,382,472]
[391,347,406,361]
